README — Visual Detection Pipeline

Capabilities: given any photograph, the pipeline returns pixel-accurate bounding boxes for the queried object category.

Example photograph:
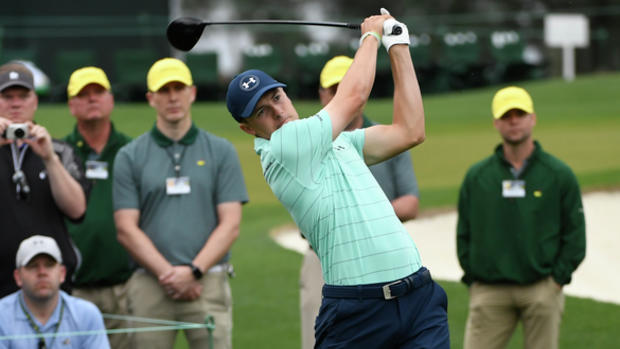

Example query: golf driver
[166,17,402,51]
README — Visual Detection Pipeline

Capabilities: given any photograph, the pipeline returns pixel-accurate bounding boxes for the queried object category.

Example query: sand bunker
[271,191,620,305]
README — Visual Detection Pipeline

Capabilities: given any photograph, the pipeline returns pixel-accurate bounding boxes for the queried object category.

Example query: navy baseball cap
[226,69,286,122]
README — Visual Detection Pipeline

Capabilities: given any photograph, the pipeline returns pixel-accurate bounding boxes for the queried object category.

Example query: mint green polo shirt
[255,110,421,285]
[113,123,248,265]
[64,123,133,286]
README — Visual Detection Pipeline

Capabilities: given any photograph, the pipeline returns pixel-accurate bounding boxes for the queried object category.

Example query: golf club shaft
[203,20,360,29]
[166,17,368,51]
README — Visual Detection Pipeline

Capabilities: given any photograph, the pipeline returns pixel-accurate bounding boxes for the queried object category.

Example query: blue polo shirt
[0,290,109,348]
[255,109,422,285]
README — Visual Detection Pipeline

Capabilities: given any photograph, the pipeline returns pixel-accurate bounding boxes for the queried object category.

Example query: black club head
[166,17,207,51]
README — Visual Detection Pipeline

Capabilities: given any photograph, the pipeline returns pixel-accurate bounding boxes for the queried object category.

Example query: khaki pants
[127,268,233,349]
[464,276,565,349]
[299,247,324,349]
[73,283,131,349]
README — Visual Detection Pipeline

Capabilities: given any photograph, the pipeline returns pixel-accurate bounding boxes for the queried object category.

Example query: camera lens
[14,129,25,138]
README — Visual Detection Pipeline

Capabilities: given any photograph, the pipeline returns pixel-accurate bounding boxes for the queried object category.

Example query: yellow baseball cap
[491,86,534,119]
[67,67,111,98]
[147,57,193,92]
[319,56,353,89]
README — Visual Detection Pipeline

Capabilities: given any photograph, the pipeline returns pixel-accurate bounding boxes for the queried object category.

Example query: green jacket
[457,141,586,286]
[64,122,133,286]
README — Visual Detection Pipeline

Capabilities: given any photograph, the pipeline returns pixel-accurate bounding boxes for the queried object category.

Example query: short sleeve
[338,128,365,156]
[80,301,110,349]
[112,146,140,210]
[53,139,90,222]
[215,141,249,205]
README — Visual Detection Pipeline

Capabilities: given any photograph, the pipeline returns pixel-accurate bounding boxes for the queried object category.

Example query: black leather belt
[322,267,432,300]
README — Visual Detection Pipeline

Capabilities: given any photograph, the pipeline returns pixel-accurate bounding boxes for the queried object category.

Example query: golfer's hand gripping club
[380,8,410,53]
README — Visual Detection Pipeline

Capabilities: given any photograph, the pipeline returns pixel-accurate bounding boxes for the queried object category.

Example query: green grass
[38,72,620,348]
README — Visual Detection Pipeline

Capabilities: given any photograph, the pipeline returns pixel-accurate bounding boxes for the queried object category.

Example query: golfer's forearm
[326,26,380,138]
[391,45,425,146]
[342,35,378,104]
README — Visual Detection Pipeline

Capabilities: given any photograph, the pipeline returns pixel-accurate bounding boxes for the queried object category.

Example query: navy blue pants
[315,267,449,348]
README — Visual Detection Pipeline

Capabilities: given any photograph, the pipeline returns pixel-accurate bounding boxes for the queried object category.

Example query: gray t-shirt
[113,124,248,265]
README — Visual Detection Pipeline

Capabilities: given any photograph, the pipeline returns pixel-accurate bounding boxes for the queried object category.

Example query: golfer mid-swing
[226,9,449,348]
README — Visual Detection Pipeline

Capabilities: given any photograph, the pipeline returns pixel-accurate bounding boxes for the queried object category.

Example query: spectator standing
[456,86,586,349]
[113,58,248,349]
[0,62,88,298]
[63,66,133,349]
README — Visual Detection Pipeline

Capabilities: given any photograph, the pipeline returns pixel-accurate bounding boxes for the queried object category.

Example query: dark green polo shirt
[113,123,249,266]
[64,122,133,286]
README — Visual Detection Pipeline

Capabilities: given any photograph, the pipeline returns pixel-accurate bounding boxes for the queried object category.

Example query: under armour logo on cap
[240,75,259,91]
[9,72,19,80]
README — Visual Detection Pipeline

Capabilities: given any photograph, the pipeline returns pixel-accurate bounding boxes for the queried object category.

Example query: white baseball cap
[15,235,63,268]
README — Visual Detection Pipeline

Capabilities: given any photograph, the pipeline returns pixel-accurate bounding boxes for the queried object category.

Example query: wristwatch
[187,263,203,280]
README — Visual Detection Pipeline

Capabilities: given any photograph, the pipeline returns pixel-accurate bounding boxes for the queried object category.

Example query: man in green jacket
[64,67,133,349]
[456,86,586,349]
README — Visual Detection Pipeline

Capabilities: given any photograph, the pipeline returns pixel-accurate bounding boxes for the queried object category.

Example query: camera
[2,123,29,140]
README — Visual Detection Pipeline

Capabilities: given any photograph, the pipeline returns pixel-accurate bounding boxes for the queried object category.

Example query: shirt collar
[150,122,198,147]
[68,121,123,156]
[495,140,542,166]
[254,137,268,154]
[17,290,65,330]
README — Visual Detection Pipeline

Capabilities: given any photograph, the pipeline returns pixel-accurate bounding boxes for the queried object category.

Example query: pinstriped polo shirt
[255,109,422,286]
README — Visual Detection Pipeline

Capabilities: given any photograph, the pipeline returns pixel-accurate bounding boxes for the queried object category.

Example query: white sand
[270,191,620,305]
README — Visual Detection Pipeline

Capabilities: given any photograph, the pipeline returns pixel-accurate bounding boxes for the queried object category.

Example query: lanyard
[165,143,188,178]
[19,296,65,349]
[10,142,30,199]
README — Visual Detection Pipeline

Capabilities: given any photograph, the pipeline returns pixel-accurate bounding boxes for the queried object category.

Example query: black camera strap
[10,142,31,199]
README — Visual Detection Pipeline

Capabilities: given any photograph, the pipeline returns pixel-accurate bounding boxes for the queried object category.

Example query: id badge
[166,176,191,195]
[85,160,109,179]
[502,180,526,198]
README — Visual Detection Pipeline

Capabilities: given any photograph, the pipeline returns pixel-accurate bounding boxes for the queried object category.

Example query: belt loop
[404,275,413,289]
[356,285,363,300]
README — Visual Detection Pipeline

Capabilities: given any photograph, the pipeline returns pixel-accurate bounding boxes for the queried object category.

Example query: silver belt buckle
[382,280,402,300]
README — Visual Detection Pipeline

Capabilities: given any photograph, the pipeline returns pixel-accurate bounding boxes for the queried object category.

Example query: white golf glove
[380,8,410,53]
